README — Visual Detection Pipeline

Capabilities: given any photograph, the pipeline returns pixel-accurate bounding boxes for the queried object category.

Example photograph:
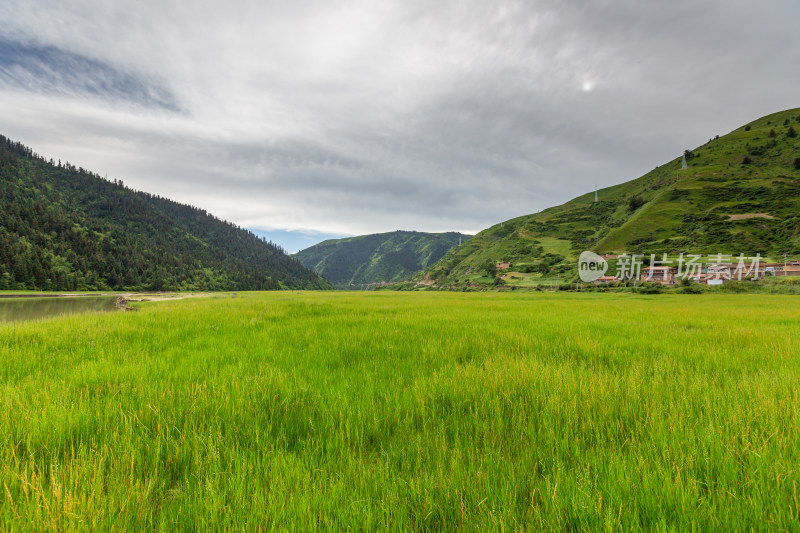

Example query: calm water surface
[0,296,118,323]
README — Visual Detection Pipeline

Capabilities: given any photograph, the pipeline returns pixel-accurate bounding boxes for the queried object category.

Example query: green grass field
[2,292,799,530]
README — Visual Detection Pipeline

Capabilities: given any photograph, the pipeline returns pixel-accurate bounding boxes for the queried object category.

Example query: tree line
[0,135,329,291]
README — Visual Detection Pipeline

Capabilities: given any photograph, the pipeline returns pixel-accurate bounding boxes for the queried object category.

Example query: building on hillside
[641,266,677,285]
[764,262,800,276]
[593,275,620,285]
[685,272,710,284]
[704,262,767,281]
[496,261,511,271]
[706,264,730,282]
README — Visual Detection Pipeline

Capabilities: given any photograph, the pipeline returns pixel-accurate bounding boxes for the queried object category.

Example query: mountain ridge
[399,107,800,290]
[0,135,330,291]
[294,230,471,289]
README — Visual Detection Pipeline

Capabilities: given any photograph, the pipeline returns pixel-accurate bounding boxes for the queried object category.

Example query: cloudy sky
[1,1,798,251]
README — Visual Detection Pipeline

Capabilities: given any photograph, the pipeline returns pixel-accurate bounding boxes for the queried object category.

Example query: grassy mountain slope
[405,108,800,290]
[0,135,330,291]
[294,231,470,289]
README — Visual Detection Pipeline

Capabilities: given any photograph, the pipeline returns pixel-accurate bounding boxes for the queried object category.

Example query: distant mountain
[294,231,471,289]
[248,228,351,255]
[405,107,800,290]
[0,135,330,291]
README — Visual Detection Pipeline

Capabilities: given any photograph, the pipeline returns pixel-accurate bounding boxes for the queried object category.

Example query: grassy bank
[1,292,799,530]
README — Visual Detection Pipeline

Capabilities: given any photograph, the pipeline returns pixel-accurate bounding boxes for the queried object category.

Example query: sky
[1,1,799,252]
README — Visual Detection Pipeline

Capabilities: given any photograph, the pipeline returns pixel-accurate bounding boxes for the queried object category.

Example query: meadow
[1,291,799,531]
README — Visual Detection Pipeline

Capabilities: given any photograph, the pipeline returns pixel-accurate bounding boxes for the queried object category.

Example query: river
[0,295,119,323]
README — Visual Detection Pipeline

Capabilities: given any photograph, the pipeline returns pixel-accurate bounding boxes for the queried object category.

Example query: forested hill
[0,136,330,291]
[294,231,470,289]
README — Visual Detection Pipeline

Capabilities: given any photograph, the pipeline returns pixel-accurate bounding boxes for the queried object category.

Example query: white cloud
[0,0,798,236]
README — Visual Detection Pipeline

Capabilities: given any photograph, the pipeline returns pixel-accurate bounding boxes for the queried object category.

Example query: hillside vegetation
[406,108,800,290]
[0,136,330,291]
[294,230,470,289]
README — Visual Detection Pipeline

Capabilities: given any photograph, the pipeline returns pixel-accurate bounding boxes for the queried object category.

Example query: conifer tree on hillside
[0,135,330,291]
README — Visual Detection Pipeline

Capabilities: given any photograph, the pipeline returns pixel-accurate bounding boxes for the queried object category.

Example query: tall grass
[1,292,799,530]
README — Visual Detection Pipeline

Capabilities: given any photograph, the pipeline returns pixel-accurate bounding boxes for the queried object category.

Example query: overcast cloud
[1,0,798,241]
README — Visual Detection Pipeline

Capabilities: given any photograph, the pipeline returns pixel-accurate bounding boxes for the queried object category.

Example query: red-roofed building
[641,266,677,285]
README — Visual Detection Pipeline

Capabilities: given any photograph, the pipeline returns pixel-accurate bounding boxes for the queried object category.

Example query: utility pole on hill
[677,153,688,181]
